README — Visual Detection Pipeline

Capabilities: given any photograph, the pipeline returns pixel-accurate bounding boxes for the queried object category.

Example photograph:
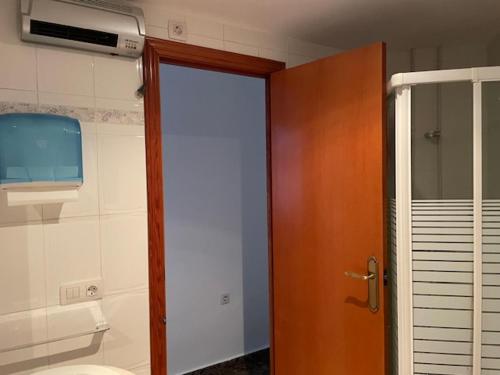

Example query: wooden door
[270,43,387,374]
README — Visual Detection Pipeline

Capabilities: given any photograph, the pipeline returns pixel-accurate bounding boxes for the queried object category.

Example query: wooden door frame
[143,37,285,375]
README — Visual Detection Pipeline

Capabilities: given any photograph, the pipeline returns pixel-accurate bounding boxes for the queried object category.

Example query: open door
[270,43,387,374]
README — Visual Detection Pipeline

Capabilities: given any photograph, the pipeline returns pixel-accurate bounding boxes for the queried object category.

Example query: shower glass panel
[482,81,500,374]
[411,82,474,374]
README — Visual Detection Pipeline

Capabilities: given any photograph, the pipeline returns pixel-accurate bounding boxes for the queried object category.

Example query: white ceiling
[136,0,500,49]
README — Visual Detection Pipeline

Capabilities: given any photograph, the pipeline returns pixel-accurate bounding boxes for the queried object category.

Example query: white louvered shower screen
[390,68,500,375]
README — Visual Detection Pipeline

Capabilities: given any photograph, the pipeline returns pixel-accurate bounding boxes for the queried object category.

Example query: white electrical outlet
[168,20,187,41]
[220,293,230,305]
[60,279,102,305]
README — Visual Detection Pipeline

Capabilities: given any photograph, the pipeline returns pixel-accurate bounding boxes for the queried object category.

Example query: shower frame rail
[388,66,500,375]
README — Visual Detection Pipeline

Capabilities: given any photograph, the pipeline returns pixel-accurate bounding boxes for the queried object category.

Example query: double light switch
[60,279,102,305]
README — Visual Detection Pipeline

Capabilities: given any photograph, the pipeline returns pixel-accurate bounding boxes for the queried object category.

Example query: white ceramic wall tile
[0,224,45,315]
[97,126,147,214]
[46,302,105,367]
[0,43,37,91]
[0,309,49,373]
[47,335,104,368]
[223,25,262,47]
[43,216,101,306]
[95,98,144,113]
[102,291,150,369]
[0,308,47,353]
[260,34,288,52]
[0,193,43,225]
[129,364,151,375]
[223,41,259,57]
[187,34,224,50]
[441,42,488,69]
[258,33,288,52]
[37,47,94,96]
[101,213,148,294]
[0,0,21,45]
[0,89,37,104]
[287,53,315,68]
[97,123,145,136]
[145,24,169,40]
[259,48,287,63]
[142,6,168,27]
[223,25,287,52]
[386,48,412,77]
[81,122,97,134]
[46,302,104,341]
[38,92,95,109]
[142,5,185,28]
[187,16,223,40]
[0,344,49,375]
[43,123,99,219]
[94,56,141,101]
[288,37,339,59]
[0,2,346,372]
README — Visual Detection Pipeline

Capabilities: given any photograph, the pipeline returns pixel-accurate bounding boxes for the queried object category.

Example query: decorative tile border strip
[39,104,96,122]
[95,108,144,125]
[0,101,144,126]
[0,102,38,114]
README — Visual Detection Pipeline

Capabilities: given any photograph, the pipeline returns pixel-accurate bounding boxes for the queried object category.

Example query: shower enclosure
[390,67,500,374]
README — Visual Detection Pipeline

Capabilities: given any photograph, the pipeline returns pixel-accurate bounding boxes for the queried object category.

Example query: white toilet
[32,365,135,375]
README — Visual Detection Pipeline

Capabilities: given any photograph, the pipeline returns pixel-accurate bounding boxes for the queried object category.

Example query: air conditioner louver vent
[30,20,118,47]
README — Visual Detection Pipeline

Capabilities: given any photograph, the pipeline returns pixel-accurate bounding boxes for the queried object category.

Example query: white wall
[160,65,269,374]
[0,1,149,374]
[0,1,341,374]
[387,42,489,78]
[138,1,342,67]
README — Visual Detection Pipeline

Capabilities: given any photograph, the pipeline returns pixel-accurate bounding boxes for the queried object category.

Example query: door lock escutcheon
[344,256,379,313]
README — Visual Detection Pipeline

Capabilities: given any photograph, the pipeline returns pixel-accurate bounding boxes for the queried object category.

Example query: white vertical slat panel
[412,200,474,375]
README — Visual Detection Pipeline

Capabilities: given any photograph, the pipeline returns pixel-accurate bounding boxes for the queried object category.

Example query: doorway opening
[142,38,285,375]
[160,63,270,374]
[144,38,387,375]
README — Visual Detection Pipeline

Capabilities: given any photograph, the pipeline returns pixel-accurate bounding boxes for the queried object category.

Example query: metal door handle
[344,256,379,313]
[344,271,375,281]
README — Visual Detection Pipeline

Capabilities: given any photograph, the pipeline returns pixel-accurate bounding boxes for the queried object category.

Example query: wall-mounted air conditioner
[20,0,145,58]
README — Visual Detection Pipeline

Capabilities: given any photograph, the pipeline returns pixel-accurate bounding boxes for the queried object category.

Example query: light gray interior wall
[411,47,440,199]
[483,82,500,199]
[485,39,500,195]
[487,35,500,66]
[388,43,488,199]
[439,81,473,199]
[160,64,268,375]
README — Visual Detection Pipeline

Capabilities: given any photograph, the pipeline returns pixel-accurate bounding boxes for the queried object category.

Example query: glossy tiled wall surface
[0,1,149,374]
[0,1,341,374]
[0,109,150,373]
[138,2,341,68]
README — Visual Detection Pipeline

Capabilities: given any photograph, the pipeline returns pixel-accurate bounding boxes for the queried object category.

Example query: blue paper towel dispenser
[0,113,83,205]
